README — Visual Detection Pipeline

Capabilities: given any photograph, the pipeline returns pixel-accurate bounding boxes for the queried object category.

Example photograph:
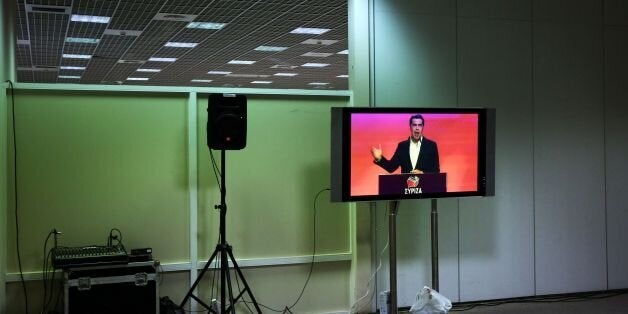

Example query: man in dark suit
[371,114,440,173]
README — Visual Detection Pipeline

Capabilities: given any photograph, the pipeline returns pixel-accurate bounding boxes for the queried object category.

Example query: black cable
[243,188,330,313]
[41,231,54,314]
[284,188,329,311]
[244,301,283,313]
[233,265,254,313]
[42,250,54,310]
[6,79,28,314]
[208,149,222,192]
[41,229,62,313]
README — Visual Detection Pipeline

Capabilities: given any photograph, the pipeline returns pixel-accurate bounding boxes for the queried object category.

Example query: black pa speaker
[207,93,247,150]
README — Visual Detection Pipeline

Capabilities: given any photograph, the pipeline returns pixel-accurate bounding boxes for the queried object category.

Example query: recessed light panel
[207,71,232,75]
[191,79,212,83]
[136,69,161,72]
[251,81,273,84]
[62,54,91,59]
[337,74,349,78]
[59,66,86,70]
[117,60,146,64]
[71,15,111,23]
[271,64,298,69]
[228,60,255,65]
[337,50,349,55]
[254,46,288,52]
[65,37,100,44]
[309,82,329,85]
[186,22,226,29]
[274,73,298,77]
[302,52,333,58]
[58,75,81,79]
[290,27,330,35]
[127,77,149,81]
[301,39,339,46]
[227,74,269,78]
[302,63,329,68]
[148,57,177,62]
[165,42,198,48]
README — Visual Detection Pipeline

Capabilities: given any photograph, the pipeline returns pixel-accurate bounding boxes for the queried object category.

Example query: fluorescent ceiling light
[271,64,298,69]
[301,39,338,45]
[337,49,349,55]
[254,45,288,52]
[71,15,111,23]
[136,68,161,72]
[228,60,255,65]
[274,73,298,77]
[227,74,269,78]
[117,60,145,64]
[301,52,333,58]
[65,37,99,44]
[58,75,81,79]
[165,42,198,48]
[59,66,86,70]
[302,63,329,68]
[127,77,149,81]
[186,22,226,29]
[337,74,349,78]
[148,57,177,62]
[251,81,273,84]
[191,79,212,83]
[290,27,330,35]
[309,82,329,85]
[62,54,91,59]
[207,71,231,75]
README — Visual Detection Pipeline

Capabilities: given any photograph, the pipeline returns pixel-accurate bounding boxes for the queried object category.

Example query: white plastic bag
[409,286,452,314]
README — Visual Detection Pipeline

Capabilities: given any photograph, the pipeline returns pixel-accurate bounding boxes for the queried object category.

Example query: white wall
[371,0,628,307]
[605,0,628,290]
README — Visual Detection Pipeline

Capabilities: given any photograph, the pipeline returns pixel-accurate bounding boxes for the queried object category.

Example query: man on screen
[371,114,440,174]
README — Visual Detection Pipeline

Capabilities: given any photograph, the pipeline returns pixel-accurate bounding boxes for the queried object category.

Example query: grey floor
[399,292,628,314]
[454,292,628,314]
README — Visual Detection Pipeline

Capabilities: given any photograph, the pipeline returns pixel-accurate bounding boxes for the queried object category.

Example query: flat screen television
[331,107,495,202]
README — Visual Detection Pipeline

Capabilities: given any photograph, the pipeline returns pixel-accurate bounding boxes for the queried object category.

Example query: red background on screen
[350,113,479,196]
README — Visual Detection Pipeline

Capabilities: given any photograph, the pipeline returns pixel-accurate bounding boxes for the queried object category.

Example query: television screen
[331,107,495,202]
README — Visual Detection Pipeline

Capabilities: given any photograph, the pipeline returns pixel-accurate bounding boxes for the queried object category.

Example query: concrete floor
[400,291,628,314]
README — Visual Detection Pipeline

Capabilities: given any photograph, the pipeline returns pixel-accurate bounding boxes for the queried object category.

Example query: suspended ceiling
[12,0,349,90]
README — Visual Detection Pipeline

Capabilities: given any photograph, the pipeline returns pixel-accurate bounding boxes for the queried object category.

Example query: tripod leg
[225,262,236,313]
[227,249,263,313]
[180,246,220,309]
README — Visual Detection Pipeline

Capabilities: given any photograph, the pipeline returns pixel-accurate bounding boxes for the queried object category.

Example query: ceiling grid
[13,0,349,90]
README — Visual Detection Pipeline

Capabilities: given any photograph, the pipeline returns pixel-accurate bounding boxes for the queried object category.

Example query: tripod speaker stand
[180,149,261,313]
[181,93,258,313]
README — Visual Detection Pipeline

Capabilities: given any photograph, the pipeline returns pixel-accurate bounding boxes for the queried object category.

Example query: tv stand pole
[431,199,439,291]
[388,200,399,314]
[387,199,438,314]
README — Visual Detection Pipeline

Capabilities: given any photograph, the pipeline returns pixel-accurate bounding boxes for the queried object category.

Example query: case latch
[134,272,148,286]
[77,277,91,291]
